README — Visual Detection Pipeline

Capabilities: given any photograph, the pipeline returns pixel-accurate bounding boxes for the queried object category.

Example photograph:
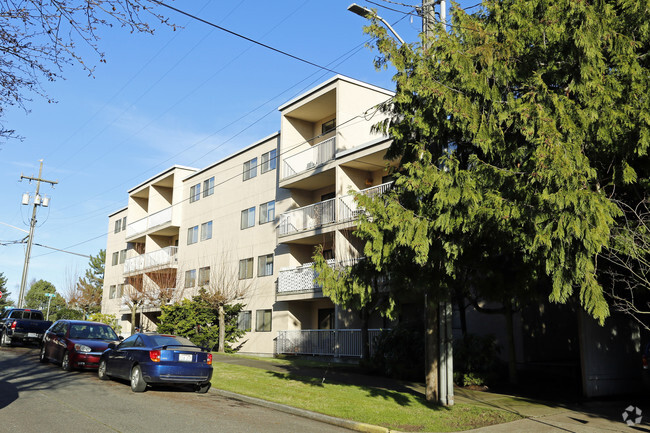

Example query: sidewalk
[212,354,644,432]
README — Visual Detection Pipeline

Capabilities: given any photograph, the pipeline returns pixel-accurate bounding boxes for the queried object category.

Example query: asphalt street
[0,345,351,433]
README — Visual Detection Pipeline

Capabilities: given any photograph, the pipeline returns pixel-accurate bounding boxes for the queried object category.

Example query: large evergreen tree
[70,249,105,316]
[0,272,13,309]
[353,0,649,403]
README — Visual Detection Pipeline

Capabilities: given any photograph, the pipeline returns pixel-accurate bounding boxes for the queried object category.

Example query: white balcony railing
[126,206,173,238]
[277,258,336,294]
[339,181,393,222]
[276,329,388,357]
[123,246,178,275]
[278,198,336,236]
[282,137,336,180]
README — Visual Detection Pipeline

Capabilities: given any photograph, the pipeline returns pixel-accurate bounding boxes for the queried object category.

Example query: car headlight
[74,344,91,353]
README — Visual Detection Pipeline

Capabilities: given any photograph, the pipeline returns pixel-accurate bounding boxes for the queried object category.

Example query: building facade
[101,76,396,355]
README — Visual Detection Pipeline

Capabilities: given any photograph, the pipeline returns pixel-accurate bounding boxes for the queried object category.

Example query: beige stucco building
[101,76,396,355]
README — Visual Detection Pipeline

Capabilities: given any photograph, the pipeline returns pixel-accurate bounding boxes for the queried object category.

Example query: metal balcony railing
[126,206,173,238]
[123,246,178,275]
[282,137,336,180]
[339,181,393,222]
[277,258,336,294]
[278,198,336,236]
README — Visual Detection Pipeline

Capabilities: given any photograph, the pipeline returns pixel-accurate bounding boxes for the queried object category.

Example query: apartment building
[102,75,397,356]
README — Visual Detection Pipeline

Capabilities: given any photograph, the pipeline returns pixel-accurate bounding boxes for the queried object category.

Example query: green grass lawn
[212,362,522,432]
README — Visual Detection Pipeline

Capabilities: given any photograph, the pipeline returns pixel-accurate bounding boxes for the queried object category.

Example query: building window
[200,221,212,241]
[190,183,201,203]
[119,249,127,264]
[238,311,251,332]
[322,118,336,134]
[112,252,119,266]
[238,258,253,280]
[259,201,275,224]
[258,254,273,277]
[114,219,121,233]
[198,266,210,286]
[109,285,116,299]
[184,269,196,288]
[203,177,215,197]
[255,309,272,332]
[240,207,255,229]
[243,158,257,181]
[261,149,277,173]
[117,284,124,298]
[187,225,199,245]
[122,216,127,231]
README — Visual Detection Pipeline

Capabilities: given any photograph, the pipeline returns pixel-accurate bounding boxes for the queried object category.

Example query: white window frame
[259,201,275,224]
[187,225,199,245]
[198,266,210,286]
[255,309,272,332]
[238,311,252,332]
[243,158,257,181]
[203,177,215,197]
[184,269,196,288]
[200,221,212,241]
[240,207,255,230]
[261,149,277,173]
[238,258,253,280]
[190,184,201,203]
[257,254,273,277]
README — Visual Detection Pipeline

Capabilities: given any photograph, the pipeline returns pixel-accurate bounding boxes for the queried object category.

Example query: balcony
[278,198,336,237]
[277,259,336,294]
[123,246,178,275]
[278,181,393,239]
[276,329,388,357]
[282,137,336,180]
[126,206,172,239]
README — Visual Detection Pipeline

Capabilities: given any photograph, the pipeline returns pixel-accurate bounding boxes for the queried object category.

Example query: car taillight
[207,353,212,365]
[11,321,16,330]
[149,350,161,362]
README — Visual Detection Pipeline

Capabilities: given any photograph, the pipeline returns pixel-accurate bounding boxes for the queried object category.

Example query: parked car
[40,320,121,371]
[98,332,213,393]
[0,308,52,346]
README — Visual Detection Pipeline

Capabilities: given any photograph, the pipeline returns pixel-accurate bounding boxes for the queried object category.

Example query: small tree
[0,272,14,309]
[197,252,252,353]
[68,250,105,317]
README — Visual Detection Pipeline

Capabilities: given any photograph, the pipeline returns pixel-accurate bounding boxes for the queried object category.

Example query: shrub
[368,322,424,381]
[88,312,121,334]
[453,334,500,387]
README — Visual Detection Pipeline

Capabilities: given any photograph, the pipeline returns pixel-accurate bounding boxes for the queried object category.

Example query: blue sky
[0,0,476,303]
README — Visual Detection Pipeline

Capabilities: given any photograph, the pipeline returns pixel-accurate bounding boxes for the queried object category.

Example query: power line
[152,0,341,75]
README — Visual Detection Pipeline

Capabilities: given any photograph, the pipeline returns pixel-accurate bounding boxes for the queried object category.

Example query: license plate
[27,333,38,338]
[178,353,192,362]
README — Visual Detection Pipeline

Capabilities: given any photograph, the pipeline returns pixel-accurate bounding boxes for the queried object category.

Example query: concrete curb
[212,388,399,433]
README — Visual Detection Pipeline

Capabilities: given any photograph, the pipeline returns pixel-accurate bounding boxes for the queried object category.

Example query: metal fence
[276,329,388,357]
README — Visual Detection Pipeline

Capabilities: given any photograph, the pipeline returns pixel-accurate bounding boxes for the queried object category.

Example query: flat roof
[184,132,280,182]
[108,206,128,218]
[127,165,198,194]
[278,75,394,112]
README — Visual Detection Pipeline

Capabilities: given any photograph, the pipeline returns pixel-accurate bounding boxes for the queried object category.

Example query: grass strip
[212,363,521,432]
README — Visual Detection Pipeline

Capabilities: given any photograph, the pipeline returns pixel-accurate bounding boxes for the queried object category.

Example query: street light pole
[347,4,405,45]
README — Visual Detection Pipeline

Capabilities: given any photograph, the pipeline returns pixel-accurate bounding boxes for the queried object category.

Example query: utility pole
[17,160,58,308]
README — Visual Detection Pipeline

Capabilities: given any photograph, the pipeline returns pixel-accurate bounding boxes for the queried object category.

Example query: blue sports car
[98,332,213,393]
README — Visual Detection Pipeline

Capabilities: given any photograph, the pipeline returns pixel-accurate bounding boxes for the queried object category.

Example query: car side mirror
[108,342,118,350]
[118,336,124,341]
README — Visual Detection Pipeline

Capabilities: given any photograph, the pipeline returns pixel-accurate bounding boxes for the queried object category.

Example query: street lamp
[347,3,406,45]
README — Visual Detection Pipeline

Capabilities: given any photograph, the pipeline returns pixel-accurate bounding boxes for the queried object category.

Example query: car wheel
[1,331,12,347]
[39,345,48,363]
[61,351,73,372]
[98,360,109,380]
[130,365,146,392]
[195,382,211,394]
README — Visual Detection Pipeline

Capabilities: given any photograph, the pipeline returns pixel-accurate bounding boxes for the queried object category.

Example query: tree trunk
[360,306,370,360]
[424,293,440,403]
[218,304,226,353]
[504,299,518,386]
[130,304,138,335]
[453,290,467,339]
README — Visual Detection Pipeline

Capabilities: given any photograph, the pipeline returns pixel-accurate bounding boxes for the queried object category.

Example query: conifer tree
[354,0,649,402]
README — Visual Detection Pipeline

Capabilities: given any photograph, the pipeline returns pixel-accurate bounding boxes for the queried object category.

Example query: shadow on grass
[266,370,449,409]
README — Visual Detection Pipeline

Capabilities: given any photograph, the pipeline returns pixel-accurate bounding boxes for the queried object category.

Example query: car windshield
[148,335,199,350]
[69,324,118,340]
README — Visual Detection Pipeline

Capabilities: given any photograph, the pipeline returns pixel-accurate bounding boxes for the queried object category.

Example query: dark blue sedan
[98,332,213,393]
